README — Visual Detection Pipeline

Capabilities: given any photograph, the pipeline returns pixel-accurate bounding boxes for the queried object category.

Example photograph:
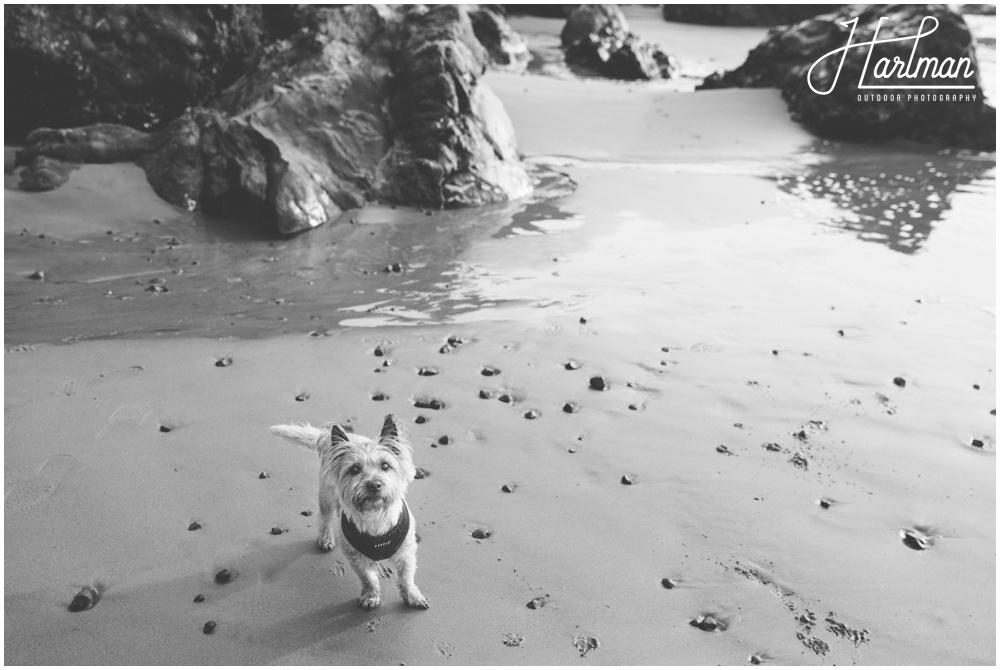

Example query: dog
[270,414,428,610]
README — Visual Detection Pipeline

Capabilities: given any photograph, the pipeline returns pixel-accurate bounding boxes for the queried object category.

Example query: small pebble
[716,444,734,456]
[579,317,587,324]
[762,442,781,452]
[193,594,205,603]
[28,270,45,280]
[374,346,385,357]
[589,376,608,391]
[498,394,514,404]
[385,262,403,273]
[478,389,494,399]
[562,403,578,414]
[901,529,931,550]
[661,578,676,589]
[893,376,906,388]
[372,392,389,401]
[215,569,234,584]
[564,360,580,370]
[414,468,429,479]
[68,586,99,612]
[414,416,428,424]
[501,483,516,493]
[301,510,312,516]
[159,424,172,433]
[621,475,636,485]
[258,471,269,479]
[628,404,639,411]
[972,384,980,390]
[689,615,720,632]
[439,344,453,354]
[481,365,501,376]
[215,357,233,368]
[750,654,763,665]
[819,498,833,509]
[970,438,985,449]
[772,350,778,356]
[270,526,285,535]
[203,621,217,635]
[417,367,439,376]
[188,521,202,531]
[523,409,540,419]
[414,398,443,410]
[526,596,547,609]
[472,528,492,539]
[382,360,391,368]
[295,393,309,402]
[447,336,465,347]
[438,435,451,445]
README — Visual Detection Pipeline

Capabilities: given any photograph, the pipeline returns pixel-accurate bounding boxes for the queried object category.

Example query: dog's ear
[330,424,351,445]
[379,414,400,442]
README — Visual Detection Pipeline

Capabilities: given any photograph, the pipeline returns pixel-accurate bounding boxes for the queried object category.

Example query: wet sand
[4,8,996,666]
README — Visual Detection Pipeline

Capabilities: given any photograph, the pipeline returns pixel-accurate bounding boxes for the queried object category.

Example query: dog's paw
[359,592,381,610]
[403,588,429,610]
[317,535,335,552]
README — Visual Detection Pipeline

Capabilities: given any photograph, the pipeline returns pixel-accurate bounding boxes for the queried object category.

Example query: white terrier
[270,414,428,610]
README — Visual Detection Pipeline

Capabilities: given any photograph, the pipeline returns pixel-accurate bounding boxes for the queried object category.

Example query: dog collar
[341,503,410,561]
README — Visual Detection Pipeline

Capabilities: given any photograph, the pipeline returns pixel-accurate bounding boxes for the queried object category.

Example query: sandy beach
[4,7,996,666]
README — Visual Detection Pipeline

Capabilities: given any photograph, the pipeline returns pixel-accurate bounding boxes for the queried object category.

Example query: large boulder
[15,5,533,235]
[4,5,268,142]
[661,5,840,27]
[470,7,531,69]
[560,5,676,80]
[699,4,995,150]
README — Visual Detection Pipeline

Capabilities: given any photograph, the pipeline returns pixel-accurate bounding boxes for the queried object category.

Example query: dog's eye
[348,464,361,475]
[380,462,391,471]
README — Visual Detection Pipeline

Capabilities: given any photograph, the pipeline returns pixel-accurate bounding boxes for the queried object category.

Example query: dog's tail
[270,423,324,451]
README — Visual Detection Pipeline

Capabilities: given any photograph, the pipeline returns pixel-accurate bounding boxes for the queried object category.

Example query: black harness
[341,503,410,561]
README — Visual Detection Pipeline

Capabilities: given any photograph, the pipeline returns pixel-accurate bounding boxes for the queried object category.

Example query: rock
[893,377,907,388]
[498,393,514,404]
[4,5,269,142]
[901,528,933,550]
[789,452,808,469]
[193,594,205,603]
[258,471,269,479]
[14,5,533,234]
[301,510,312,516]
[472,527,492,539]
[215,356,232,367]
[561,4,675,81]
[414,398,444,410]
[698,5,995,151]
[589,376,608,391]
[418,367,439,376]
[501,483,516,493]
[479,389,494,399]
[415,416,428,424]
[159,424,172,433]
[68,585,100,612]
[970,438,985,449]
[414,467,430,479]
[270,526,285,535]
[214,568,235,584]
[716,444,734,455]
[188,521,202,531]
[469,8,530,69]
[373,346,386,357]
[689,614,723,631]
[523,409,540,419]
[481,365,501,376]
[564,360,580,370]
[762,442,782,452]
[621,474,636,485]
[203,621,217,634]
[438,435,451,445]
[660,577,676,589]
[662,5,837,27]
[562,402,579,413]
[818,498,834,509]
[750,654,764,665]
[371,392,389,402]
[295,393,309,402]
[526,596,547,609]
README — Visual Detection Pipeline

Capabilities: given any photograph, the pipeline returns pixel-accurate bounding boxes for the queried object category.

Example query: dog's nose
[366,480,382,493]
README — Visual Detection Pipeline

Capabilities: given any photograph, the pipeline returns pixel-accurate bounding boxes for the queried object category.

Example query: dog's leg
[347,555,382,610]
[395,548,429,609]
[316,482,337,551]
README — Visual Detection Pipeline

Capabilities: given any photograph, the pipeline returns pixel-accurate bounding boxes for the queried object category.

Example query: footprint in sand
[328,560,348,578]
[433,639,455,658]
[5,454,78,514]
[572,633,600,657]
[97,402,153,436]
[61,365,145,396]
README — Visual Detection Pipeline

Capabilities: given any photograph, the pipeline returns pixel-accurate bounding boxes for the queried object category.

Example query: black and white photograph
[4,3,996,665]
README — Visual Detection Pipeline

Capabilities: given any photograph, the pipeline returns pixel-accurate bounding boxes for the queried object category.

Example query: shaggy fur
[270,414,428,610]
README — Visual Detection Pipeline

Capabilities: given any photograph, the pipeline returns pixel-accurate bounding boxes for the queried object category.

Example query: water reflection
[777,140,996,254]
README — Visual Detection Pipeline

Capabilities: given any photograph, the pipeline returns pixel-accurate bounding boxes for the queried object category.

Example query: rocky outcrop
[15,5,533,235]
[661,5,839,27]
[470,7,531,69]
[4,5,268,142]
[699,4,995,151]
[560,5,676,80]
